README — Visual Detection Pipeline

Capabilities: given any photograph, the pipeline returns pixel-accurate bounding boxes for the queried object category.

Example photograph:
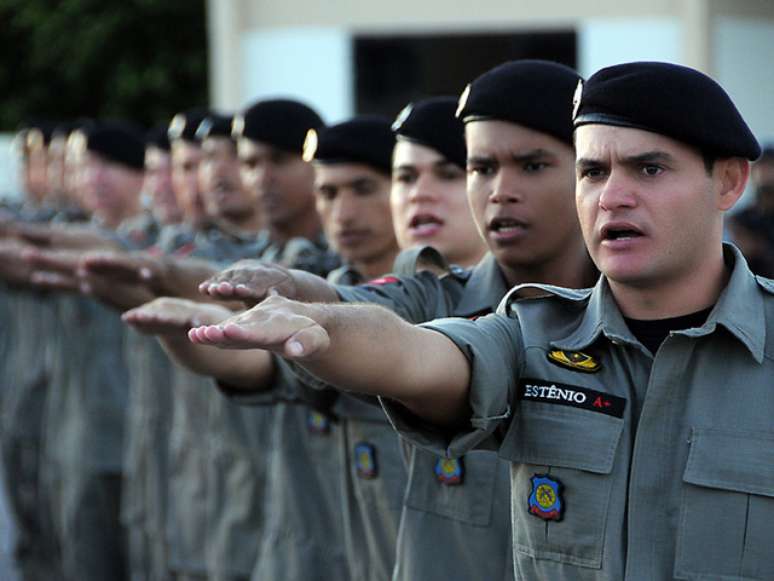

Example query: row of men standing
[1,57,771,581]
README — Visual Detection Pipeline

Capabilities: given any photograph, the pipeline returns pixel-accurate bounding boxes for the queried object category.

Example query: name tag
[519,378,626,418]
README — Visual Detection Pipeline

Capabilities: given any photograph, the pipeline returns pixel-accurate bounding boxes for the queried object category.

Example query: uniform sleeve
[217,356,339,412]
[381,312,524,458]
[334,271,461,323]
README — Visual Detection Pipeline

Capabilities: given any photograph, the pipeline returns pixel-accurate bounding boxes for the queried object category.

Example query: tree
[0,0,209,130]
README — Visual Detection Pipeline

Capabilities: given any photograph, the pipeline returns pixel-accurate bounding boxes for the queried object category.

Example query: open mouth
[488,217,528,235]
[408,213,444,236]
[601,223,645,242]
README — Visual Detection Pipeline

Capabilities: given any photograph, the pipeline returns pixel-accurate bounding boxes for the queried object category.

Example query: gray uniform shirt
[335,251,515,581]
[387,244,774,580]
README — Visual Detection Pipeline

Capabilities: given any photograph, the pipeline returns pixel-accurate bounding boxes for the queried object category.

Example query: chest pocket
[403,447,507,526]
[499,401,624,569]
[675,428,774,581]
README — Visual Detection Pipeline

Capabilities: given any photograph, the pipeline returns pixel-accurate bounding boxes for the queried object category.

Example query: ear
[714,158,750,212]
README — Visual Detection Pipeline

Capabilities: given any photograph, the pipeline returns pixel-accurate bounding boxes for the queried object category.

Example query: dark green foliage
[0,0,208,130]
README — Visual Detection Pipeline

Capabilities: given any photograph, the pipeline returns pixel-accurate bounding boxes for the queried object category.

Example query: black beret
[304,115,395,175]
[392,97,466,169]
[456,60,581,146]
[574,62,761,161]
[85,121,146,170]
[196,113,234,141]
[145,124,171,151]
[233,99,324,154]
[168,108,210,143]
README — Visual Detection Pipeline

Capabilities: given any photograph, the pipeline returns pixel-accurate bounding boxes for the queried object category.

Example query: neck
[225,211,263,234]
[500,244,597,290]
[610,247,728,320]
[352,248,400,280]
[268,208,321,245]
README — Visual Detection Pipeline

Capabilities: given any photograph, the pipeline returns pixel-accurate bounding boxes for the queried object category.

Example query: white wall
[578,18,682,78]
[240,27,353,124]
[714,16,774,145]
[0,135,21,200]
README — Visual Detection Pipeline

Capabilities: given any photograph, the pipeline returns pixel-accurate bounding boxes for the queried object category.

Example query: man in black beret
[390,96,486,267]
[169,108,210,232]
[78,121,146,230]
[197,113,263,234]
[232,99,331,266]
[183,61,773,579]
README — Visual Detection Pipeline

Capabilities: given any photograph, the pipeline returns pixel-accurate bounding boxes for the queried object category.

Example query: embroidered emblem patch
[519,379,626,418]
[306,410,331,434]
[302,129,318,162]
[572,79,584,120]
[354,442,378,479]
[528,474,563,521]
[547,349,601,373]
[455,84,471,118]
[434,457,464,485]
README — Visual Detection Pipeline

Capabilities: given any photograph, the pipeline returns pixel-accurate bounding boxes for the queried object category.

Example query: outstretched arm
[198,259,340,306]
[189,295,472,426]
[83,251,221,302]
[123,297,275,390]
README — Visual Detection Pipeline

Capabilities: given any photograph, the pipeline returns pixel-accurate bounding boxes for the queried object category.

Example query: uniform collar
[552,244,766,363]
[454,253,509,317]
[680,244,765,363]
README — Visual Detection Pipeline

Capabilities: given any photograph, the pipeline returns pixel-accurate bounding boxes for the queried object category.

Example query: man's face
[315,162,397,266]
[81,151,143,228]
[199,137,254,223]
[46,136,67,201]
[171,141,207,227]
[23,142,49,204]
[237,138,315,228]
[391,140,485,266]
[465,120,578,272]
[575,125,721,287]
[144,146,182,225]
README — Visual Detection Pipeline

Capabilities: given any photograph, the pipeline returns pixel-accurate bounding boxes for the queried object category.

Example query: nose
[331,195,357,226]
[488,167,522,204]
[408,173,440,203]
[598,169,637,211]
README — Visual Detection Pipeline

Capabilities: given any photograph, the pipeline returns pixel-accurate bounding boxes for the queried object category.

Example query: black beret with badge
[456,60,582,146]
[573,61,761,161]
[85,120,146,170]
[196,113,234,141]
[392,96,467,170]
[168,108,210,143]
[232,99,325,154]
[303,115,395,175]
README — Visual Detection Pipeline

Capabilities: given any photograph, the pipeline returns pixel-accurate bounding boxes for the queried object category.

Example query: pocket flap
[683,428,774,497]
[498,401,624,474]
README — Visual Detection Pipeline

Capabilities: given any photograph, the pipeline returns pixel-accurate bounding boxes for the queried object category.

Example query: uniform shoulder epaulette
[755,275,774,295]
[391,245,450,277]
[498,283,592,316]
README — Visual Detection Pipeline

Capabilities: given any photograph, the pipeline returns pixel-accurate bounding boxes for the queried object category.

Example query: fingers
[122,306,193,335]
[283,324,330,358]
[28,271,79,291]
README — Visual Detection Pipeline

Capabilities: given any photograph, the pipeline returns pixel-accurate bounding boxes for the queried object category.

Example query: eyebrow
[576,150,676,169]
[510,148,555,163]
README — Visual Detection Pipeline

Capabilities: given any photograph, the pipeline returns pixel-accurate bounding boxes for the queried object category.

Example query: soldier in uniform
[39,121,146,581]
[198,62,773,580]
[195,62,597,581]
[0,122,64,581]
